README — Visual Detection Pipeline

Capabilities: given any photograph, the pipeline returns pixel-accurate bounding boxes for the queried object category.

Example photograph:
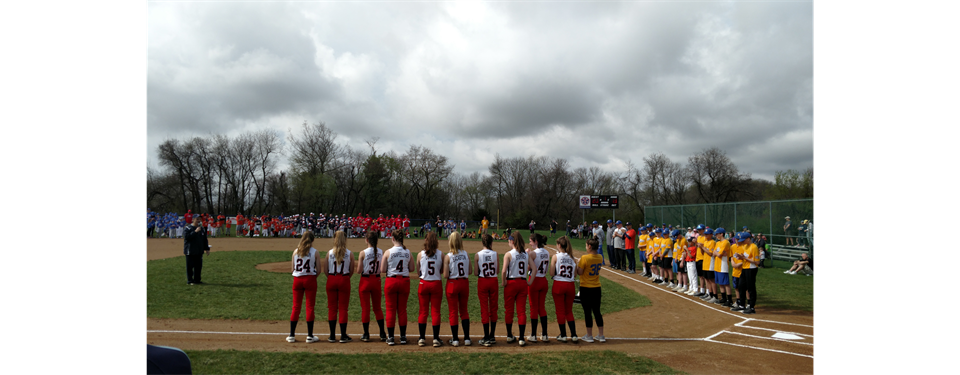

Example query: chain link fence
[644,199,813,257]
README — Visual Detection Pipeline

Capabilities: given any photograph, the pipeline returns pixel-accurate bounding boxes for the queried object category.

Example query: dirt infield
[148,237,813,374]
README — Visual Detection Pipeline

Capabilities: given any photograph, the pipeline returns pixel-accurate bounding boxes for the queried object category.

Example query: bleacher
[769,244,809,262]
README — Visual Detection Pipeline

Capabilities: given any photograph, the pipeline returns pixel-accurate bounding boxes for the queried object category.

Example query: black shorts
[703,270,714,280]
[696,261,704,277]
[663,258,673,269]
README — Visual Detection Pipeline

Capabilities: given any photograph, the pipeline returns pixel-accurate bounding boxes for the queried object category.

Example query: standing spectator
[184,210,193,226]
[783,216,794,246]
[148,216,156,238]
[528,220,536,236]
[796,220,808,247]
[755,233,767,268]
[624,222,637,274]
[803,220,813,248]
[612,221,626,272]
[183,216,210,285]
[593,221,607,267]
[604,220,614,267]
[566,220,571,238]
[460,220,467,235]
[481,216,489,235]
[549,219,557,238]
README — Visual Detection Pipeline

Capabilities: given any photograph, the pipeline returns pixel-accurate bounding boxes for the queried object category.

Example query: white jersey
[360,247,383,275]
[419,250,443,281]
[447,249,470,279]
[292,247,318,277]
[531,248,550,278]
[505,249,528,279]
[476,249,498,278]
[327,249,352,275]
[553,252,576,282]
[385,246,411,277]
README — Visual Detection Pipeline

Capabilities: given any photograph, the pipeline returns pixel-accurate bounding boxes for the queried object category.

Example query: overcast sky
[147,1,812,182]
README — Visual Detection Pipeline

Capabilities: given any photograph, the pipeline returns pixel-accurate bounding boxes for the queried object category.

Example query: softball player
[700,229,719,303]
[380,229,413,345]
[526,233,550,343]
[356,231,386,342]
[549,236,579,343]
[416,231,445,347]
[320,231,353,343]
[288,231,319,343]
[443,232,472,347]
[474,234,499,346]
[501,230,529,346]
[577,237,605,343]
[661,229,675,288]
[711,228,733,307]
[735,233,759,314]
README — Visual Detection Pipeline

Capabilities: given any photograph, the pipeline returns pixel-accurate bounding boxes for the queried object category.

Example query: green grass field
[185,349,683,375]
[147,251,650,322]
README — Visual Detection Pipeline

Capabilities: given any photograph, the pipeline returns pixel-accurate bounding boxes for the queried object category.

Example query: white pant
[686,261,699,291]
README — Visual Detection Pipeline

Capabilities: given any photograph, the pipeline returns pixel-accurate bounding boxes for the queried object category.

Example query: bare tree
[687,147,751,203]
[288,121,342,175]
[643,152,687,206]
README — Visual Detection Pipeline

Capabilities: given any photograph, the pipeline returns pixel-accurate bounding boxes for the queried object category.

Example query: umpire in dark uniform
[184,216,210,285]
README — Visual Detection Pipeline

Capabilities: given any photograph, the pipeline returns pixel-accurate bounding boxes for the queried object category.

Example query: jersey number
[395,260,405,272]
[427,261,436,276]
[559,265,573,278]
[369,258,379,274]
[457,262,465,277]
[537,261,547,275]
[295,258,313,273]
[481,263,496,277]
[518,261,525,275]
[589,263,601,276]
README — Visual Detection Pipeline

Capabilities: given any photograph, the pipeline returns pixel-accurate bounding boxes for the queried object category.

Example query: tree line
[148,121,813,227]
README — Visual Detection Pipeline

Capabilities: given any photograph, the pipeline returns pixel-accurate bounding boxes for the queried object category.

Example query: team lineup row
[286,229,608,347]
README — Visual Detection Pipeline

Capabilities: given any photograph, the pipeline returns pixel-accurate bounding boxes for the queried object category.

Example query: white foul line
[734,320,813,338]
[720,330,813,346]
[148,330,702,341]
[745,318,814,328]
[706,335,813,359]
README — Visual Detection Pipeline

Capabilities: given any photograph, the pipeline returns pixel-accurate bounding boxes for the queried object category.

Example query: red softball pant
[528,276,548,321]
[326,274,351,324]
[384,277,410,328]
[551,280,576,324]
[445,278,470,326]
[418,279,443,325]
[503,279,528,325]
[291,275,317,321]
[476,277,499,324]
[358,276,384,323]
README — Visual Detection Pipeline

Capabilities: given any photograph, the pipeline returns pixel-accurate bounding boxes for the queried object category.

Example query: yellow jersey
[696,235,705,262]
[662,238,674,258]
[702,239,716,271]
[577,253,603,288]
[741,243,759,270]
[714,239,730,273]
[730,243,743,278]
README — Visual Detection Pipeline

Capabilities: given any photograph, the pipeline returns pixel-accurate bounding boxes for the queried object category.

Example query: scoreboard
[578,195,619,209]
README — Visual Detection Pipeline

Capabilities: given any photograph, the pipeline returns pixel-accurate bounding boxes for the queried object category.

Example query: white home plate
[772,332,803,340]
